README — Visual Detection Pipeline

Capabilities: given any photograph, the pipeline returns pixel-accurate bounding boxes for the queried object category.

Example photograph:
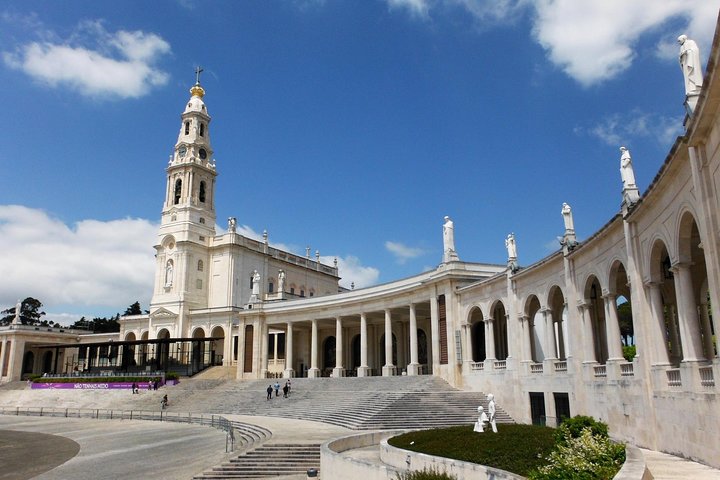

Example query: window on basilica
[174,179,182,204]
[200,123,205,137]
[197,260,204,271]
[199,181,206,203]
[184,121,190,135]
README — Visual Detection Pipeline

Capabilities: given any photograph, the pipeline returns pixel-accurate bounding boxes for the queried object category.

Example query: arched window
[199,123,205,137]
[197,260,204,272]
[199,217,205,224]
[184,121,190,135]
[174,179,182,204]
[199,181,206,203]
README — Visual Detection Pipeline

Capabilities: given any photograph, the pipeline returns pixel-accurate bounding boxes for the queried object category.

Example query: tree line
[0,298,147,333]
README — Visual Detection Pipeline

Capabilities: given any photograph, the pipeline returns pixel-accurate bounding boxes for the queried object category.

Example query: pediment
[150,307,178,319]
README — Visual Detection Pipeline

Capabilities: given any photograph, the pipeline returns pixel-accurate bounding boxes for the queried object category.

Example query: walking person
[283,382,289,398]
[266,385,273,400]
[274,381,280,397]
[161,394,168,409]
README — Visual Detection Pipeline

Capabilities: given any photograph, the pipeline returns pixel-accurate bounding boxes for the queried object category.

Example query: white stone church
[2,20,720,469]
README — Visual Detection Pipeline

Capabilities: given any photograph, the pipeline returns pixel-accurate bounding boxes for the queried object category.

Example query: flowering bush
[529,427,625,480]
[395,468,457,480]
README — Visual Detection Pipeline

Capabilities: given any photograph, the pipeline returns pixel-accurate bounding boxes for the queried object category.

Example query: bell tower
[151,69,217,329]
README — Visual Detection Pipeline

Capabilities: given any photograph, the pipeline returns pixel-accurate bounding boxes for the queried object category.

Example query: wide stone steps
[194,443,320,479]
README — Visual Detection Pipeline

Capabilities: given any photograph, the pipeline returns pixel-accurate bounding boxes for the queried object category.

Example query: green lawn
[388,424,555,477]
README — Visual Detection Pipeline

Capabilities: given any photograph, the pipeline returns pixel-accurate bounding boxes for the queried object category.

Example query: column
[308,319,320,378]
[485,319,496,368]
[672,264,705,362]
[273,333,279,368]
[430,296,440,373]
[602,294,625,361]
[7,339,19,381]
[578,304,597,363]
[520,316,532,362]
[284,323,294,378]
[408,304,420,375]
[260,321,269,378]
[668,305,682,364]
[382,309,395,376]
[357,313,370,377]
[333,317,345,377]
[0,338,7,379]
[463,323,472,371]
[542,309,557,361]
[236,320,246,378]
[646,283,670,365]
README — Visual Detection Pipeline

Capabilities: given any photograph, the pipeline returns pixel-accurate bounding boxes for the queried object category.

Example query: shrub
[555,415,608,446]
[622,345,636,362]
[395,467,457,480]
[165,372,180,380]
[529,427,625,480]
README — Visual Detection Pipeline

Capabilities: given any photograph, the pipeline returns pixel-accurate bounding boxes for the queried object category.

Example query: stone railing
[470,362,484,371]
[593,365,607,378]
[667,368,681,389]
[699,366,715,388]
[554,360,567,372]
[530,363,543,374]
[620,363,634,377]
[494,360,507,370]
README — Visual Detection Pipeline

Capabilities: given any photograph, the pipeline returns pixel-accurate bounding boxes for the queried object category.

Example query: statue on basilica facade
[252,270,261,297]
[165,261,174,288]
[619,147,636,189]
[505,233,517,260]
[278,270,286,293]
[12,299,21,325]
[228,217,237,233]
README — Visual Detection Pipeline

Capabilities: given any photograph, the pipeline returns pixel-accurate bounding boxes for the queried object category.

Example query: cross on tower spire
[195,66,204,85]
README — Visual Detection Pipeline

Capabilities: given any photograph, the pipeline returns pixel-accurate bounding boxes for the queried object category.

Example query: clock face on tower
[199,148,207,159]
[178,146,187,157]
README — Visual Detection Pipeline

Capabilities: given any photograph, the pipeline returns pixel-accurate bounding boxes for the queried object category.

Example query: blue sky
[1,0,718,324]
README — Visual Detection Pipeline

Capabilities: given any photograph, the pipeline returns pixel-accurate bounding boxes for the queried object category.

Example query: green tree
[0,297,46,326]
[123,301,143,316]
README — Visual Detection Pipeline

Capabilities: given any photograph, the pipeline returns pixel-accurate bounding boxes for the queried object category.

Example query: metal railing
[0,406,270,453]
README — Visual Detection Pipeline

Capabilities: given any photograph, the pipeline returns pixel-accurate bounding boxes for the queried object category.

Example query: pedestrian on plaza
[161,394,168,409]
[266,385,273,400]
[154,380,158,390]
[286,379,291,395]
[274,381,280,397]
[282,383,289,398]
[132,382,137,394]
[148,380,152,391]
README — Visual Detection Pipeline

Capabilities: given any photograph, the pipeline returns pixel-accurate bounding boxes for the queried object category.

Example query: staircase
[194,443,320,479]
[165,376,514,430]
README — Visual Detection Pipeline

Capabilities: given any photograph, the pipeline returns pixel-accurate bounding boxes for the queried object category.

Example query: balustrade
[554,361,567,372]
[699,366,715,388]
[530,363,543,374]
[593,365,607,377]
[620,363,634,377]
[494,360,507,370]
[667,369,681,388]
[470,362,484,371]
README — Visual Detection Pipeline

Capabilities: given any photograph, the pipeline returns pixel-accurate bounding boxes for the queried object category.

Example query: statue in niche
[505,233,517,259]
[228,217,237,233]
[473,405,489,432]
[165,261,173,288]
[678,34,704,96]
[561,203,574,232]
[619,147,636,189]
[252,270,261,296]
[487,393,498,433]
[278,270,286,293]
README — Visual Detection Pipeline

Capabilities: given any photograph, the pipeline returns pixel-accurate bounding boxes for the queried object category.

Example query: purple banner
[31,381,177,390]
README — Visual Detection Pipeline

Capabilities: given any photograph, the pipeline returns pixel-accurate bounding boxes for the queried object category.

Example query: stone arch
[609,260,635,352]
[468,306,486,362]
[123,332,137,369]
[583,275,607,364]
[22,351,34,375]
[490,300,508,360]
[157,329,171,339]
[211,325,225,366]
[192,327,207,338]
[675,211,713,360]
[547,285,567,360]
[524,294,543,362]
[649,238,681,365]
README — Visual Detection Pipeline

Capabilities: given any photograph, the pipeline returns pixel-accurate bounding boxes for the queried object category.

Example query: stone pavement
[641,448,720,480]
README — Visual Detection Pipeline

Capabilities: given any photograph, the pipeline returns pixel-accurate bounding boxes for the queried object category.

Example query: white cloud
[579,110,682,147]
[322,255,380,289]
[0,205,157,313]
[531,0,717,86]
[385,240,427,264]
[3,21,170,99]
[387,0,431,18]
